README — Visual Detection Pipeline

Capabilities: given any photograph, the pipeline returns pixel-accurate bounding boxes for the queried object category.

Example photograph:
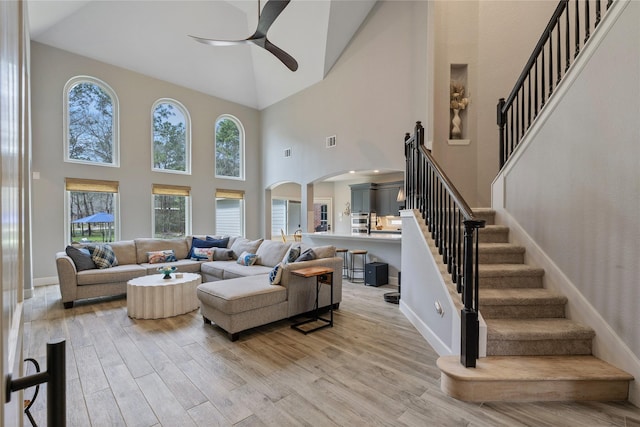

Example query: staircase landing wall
[492,0,640,404]
[399,210,468,356]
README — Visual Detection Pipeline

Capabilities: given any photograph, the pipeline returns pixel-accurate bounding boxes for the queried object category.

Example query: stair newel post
[497,98,506,168]
[460,219,485,368]
[404,131,412,209]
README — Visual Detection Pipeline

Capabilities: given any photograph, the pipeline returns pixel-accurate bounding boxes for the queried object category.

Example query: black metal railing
[498,0,616,168]
[404,121,485,367]
[7,339,66,427]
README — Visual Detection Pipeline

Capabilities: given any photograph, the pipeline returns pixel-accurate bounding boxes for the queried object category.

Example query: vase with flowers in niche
[450,81,469,139]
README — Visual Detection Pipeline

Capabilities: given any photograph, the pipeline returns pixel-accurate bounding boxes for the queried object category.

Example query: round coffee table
[127,272,202,319]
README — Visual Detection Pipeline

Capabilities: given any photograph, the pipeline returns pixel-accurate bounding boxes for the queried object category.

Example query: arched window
[64,76,119,166]
[215,115,244,180]
[152,99,191,174]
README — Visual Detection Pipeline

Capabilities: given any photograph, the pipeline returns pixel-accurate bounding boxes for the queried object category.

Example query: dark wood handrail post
[497,98,506,168]
[461,221,478,368]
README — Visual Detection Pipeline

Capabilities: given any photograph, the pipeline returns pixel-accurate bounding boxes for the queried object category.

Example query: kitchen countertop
[304,232,401,242]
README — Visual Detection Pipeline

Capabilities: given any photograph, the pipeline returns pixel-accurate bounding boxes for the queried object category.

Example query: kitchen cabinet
[375,181,403,216]
[350,183,377,213]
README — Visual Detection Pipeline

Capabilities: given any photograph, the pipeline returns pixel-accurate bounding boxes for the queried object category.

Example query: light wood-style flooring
[23,281,640,427]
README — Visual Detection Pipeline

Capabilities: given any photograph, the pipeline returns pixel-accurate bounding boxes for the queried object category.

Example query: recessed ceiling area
[28,0,377,110]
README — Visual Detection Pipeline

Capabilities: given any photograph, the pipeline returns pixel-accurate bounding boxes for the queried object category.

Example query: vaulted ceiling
[28,0,376,110]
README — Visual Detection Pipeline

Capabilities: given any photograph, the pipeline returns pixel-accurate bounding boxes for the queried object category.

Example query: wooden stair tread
[480,288,567,305]
[486,318,595,340]
[437,355,633,382]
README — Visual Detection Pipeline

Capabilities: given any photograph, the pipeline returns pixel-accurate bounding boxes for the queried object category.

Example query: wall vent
[326,135,337,148]
[284,148,292,158]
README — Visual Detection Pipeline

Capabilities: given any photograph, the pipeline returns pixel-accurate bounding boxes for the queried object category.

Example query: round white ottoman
[127,272,201,319]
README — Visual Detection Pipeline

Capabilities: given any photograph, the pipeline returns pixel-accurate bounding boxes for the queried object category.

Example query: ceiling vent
[284,148,292,158]
[326,135,337,148]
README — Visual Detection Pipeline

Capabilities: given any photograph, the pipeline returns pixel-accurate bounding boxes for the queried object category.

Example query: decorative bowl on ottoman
[157,266,177,279]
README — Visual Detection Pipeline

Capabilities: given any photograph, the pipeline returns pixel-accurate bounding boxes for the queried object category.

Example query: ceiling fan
[190,0,299,72]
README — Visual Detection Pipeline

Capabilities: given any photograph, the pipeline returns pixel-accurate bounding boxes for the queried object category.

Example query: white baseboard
[33,276,58,287]
[400,300,453,356]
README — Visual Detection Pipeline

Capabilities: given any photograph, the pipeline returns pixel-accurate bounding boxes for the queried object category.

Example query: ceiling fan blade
[263,38,298,72]
[253,0,291,38]
[189,35,249,47]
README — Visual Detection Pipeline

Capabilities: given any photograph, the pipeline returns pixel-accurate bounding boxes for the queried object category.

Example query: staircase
[437,208,633,402]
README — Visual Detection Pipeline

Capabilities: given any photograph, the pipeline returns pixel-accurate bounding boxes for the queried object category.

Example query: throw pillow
[236,251,257,266]
[211,248,234,261]
[205,236,230,248]
[283,246,300,264]
[192,247,213,261]
[88,244,118,269]
[188,237,226,259]
[294,248,316,263]
[147,249,177,264]
[311,245,336,259]
[230,238,264,259]
[269,263,283,285]
[65,245,96,271]
[256,240,291,267]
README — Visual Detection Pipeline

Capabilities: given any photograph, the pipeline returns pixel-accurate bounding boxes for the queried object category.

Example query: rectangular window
[216,189,245,236]
[271,199,287,237]
[152,184,191,238]
[66,178,119,243]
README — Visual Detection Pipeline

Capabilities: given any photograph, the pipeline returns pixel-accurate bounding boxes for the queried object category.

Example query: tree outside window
[152,184,191,238]
[152,100,190,173]
[215,115,244,179]
[64,77,118,166]
[66,178,119,243]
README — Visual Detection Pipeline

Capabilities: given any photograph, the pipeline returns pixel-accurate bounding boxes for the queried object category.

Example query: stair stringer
[399,209,487,358]
[491,185,640,406]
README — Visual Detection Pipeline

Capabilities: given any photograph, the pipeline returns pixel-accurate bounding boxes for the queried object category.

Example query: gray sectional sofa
[55,236,343,340]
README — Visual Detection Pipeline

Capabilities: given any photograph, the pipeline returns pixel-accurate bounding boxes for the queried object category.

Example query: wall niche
[449,64,470,145]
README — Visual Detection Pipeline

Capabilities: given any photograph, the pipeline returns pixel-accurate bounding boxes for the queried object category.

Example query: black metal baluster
[527,73,532,130]
[584,0,591,43]
[548,33,554,97]
[541,45,546,106]
[595,0,602,26]
[566,6,571,71]
[534,59,539,116]
[557,19,562,85]
[575,0,581,58]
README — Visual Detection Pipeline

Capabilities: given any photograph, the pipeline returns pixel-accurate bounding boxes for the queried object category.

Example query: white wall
[432,1,557,206]
[31,42,261,280]
[260,0,428,231]
[495,0,640,394]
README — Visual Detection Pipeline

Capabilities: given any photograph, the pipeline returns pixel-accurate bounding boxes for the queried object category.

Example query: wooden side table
[290,266,334,334]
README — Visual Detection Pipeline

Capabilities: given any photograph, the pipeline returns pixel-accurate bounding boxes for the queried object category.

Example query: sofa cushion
[88,244,119,269]
[105,240,138,265]
[255,240,291,267]
[76,264,147,286]
[135,238,189,263]
[311,245,336,259]
[66,246,96,271]
[197,277,286,314]
[212,248,234,261]
[222,264,272,279]
[230,238,263,259]
[199,261,231,280]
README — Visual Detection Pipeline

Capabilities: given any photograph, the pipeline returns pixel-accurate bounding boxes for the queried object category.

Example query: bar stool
[349,249,367,283]
[335,248,349,279]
